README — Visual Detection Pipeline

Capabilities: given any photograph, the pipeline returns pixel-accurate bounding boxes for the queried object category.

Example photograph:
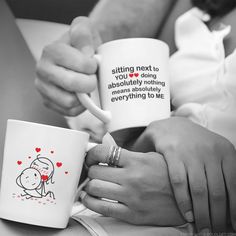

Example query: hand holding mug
[35,16,100,117]
[36,16,171,133]
[81,144,185,226]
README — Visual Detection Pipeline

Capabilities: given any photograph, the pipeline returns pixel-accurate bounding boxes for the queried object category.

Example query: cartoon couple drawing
[16,154,55,200]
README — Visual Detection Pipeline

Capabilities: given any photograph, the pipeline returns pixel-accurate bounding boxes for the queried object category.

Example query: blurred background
[6,0,98,24]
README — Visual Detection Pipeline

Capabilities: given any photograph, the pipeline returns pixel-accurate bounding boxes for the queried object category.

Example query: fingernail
[185,210,194,222]
[200,228,210,235]
[79,191,87,201]
[81,46,94,57]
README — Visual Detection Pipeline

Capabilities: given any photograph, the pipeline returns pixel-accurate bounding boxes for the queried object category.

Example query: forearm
[89,0,176,42]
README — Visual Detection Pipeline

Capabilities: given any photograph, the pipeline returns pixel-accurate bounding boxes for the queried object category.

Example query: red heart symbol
[41,175,48,181]
[17,161,22,165]
[134,73,139,77]
[65,171,68,175]
[129,73,134,78]
[56,162,62,167]
[35,148,41,153]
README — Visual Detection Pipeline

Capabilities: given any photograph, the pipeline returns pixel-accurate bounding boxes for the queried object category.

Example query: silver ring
[107,146,121,167]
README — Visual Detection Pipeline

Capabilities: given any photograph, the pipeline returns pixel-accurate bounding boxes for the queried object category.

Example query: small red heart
[134,73,139,77]
[41,175,48,181]
[17,161,22,165]
[35,148,41,153]
[56,162,62,167]
[65,171,68,174]
[129,73,134,78]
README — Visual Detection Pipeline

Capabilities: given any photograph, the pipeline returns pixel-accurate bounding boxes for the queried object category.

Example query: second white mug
[0,119,96,228]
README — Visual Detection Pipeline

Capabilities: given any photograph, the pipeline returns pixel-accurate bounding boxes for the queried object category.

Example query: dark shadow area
[6,0,98,24]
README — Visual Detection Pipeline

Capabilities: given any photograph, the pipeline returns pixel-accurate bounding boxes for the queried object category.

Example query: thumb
[70,16,102,57]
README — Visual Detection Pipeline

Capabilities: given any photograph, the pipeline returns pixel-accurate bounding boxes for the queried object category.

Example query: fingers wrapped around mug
[83,145,185,226]
[85,144,131,168]
[82,144,134,222]
[35,22,99,117]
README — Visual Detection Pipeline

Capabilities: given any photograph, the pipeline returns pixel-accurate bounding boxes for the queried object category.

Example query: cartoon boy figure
[16,168,42,199]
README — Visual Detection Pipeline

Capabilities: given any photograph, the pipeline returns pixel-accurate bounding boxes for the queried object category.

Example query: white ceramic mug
[0,119,95,228]
[77,38,170,132]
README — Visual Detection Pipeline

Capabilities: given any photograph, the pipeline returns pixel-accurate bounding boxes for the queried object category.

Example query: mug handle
[76,54,112,124]
[70,142,97,216]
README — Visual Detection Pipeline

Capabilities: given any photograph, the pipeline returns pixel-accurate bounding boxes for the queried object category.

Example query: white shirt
[170,8,236,148]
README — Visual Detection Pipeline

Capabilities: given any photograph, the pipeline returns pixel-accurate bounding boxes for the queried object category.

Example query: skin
[35,0,175,117]
[131,117,236,232]
[82,144,185,226]
[35,0,236,233]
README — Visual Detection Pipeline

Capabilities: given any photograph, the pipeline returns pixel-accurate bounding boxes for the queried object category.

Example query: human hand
[81,145,185,226]
[35,17,102,116]
[132,117,236,233]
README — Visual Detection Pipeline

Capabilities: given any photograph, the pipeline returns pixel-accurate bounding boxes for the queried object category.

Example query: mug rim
[7,119,89,139]
[97,37,169,52]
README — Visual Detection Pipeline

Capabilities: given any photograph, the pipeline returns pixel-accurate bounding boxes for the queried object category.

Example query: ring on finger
[107,146,122,167]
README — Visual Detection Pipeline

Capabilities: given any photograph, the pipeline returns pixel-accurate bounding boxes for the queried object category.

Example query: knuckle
[87,166,96,179]
[82,194,89,206]
[191,183,207,196]
[127,172,143,187]
[42,43,55,58]
[66,75,81,92]
[224,140,236,155]
[215,135,235,154]
[61,74,75,91]
[83,60,97,74]
[170,171,185,186]
[95,145,109,161]
[147,121,179,153]
[177,199,191,210]
[146,121,160,138]
[148,120,160,130]
[60,72,79,92]
[166,138,180,154]
[77,59,96,75]
[148,119,168,134]
[125,211,142,225]
[71,16,89,27]
[210,188,225,201]
[86,180,100,194]
[63,95,78,109]
[101,204,114,217]
[51,43,68,64]
[66,108,80,117]
[35,60,47,78]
